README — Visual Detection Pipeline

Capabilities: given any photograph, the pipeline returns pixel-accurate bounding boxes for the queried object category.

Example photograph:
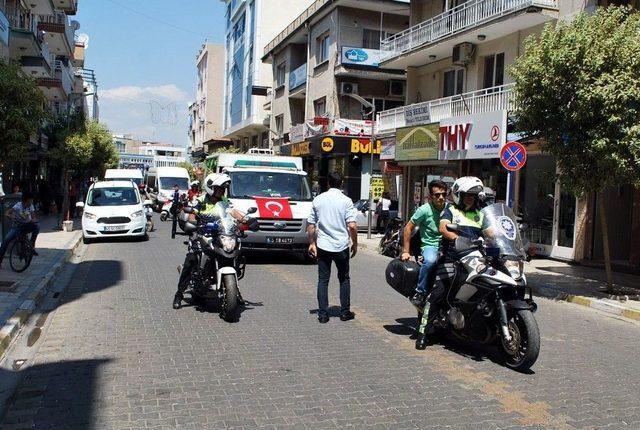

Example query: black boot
[173,292,183,309]
[410,291,427,307]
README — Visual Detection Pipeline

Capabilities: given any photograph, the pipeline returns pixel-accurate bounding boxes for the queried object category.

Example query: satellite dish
[70,20,81,31]
[76,33,89,48]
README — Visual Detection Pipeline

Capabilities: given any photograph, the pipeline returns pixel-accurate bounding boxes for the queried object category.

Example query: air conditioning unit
[389,80,406,97]
[452,42,475,66]
[340,82,359,95]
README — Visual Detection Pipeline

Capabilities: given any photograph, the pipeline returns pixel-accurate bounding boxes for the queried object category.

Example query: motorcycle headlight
[219,235,237,253]
[504,260,524,280]
[131,210,144,218]
[83,211,96,220]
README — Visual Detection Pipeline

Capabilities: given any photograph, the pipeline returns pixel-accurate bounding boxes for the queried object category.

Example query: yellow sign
[395,123,440,161]
[370,177,384,200]
[321,137,334,152]
[291,141,310,156]
[350,138,381,154]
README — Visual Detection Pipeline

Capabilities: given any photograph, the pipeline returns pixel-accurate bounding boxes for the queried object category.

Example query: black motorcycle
[175,202,258,322]
[378,217,403,257]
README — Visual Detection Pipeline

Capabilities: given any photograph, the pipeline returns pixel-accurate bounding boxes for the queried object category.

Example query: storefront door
[551,182,577,259]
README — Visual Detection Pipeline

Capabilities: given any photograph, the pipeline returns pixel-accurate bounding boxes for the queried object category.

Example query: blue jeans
[0,223,39,261]
[416,245,439,294]
[317,248,351,317]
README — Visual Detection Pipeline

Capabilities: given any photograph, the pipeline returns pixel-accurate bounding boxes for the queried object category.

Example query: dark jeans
[377,210,390,233]
[0,223,40,261]
[317,247,351,317]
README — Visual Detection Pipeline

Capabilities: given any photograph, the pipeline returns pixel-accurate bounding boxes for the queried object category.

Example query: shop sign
[321,137,335,152]
[314,117,330,126]
[350,138,381,155]
[289,63,307,91]
[383,161,403,174]
[395,123,440,162]
[0,9,9,46]
[289,124,305,144]
[439,110,507,160]
[404,104,431,126]
[341,47,383,67]
[370,176,385,200]
[380,137,396,160]
[334,118,373,136]
[291,141,311,157]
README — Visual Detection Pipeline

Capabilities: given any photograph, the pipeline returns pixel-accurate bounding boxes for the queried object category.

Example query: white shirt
[11,201,35,225]
[381,198,391,211]
[308,188,357,252]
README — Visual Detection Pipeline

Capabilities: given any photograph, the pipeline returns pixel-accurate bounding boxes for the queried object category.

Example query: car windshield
[159,177,189,190]
[229,171,312,201]
[87,187,139,206]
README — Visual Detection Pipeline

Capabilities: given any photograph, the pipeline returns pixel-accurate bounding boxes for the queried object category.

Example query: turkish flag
[254,197,293,219]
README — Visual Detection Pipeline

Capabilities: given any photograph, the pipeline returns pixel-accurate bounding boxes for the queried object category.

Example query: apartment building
[220,0,315,150]
[113,135,187,169]
[0,3,8,61]
[263,0,410,200]
[188,43,229,163]
[375,0,640,268]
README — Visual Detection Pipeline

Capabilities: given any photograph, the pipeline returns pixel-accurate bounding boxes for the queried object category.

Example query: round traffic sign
[500,141,527,171]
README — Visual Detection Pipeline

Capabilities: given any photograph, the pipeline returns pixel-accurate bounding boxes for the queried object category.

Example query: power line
[104,0,213,39]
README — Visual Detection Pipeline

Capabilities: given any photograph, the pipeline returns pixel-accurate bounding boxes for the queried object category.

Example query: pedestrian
[376,191,392,233]
[307,171,358,323]
[69,178,79,218]
[0,191,40,268]
[39,180,52,215]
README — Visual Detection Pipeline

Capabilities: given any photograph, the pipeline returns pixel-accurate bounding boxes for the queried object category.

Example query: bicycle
[8,229,36,273]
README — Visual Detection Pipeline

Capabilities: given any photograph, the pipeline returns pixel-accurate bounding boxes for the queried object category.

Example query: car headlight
[83,212,96,220]
[219,235,237,253]
[504,260,524,280]
[131,210,144,218]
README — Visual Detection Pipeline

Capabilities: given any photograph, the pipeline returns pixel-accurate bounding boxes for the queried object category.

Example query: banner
[438,110,507,160]
[341,47,383,67]
[289,63,307,90]
[404,104,431,127]
[254,197,293,219]
[289,124,305,144]
[380,138,396,160]
[333,118,373,136]
[395,123,440,162]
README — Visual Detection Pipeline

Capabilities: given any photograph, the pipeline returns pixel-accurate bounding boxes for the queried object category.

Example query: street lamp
[343,93,376,239]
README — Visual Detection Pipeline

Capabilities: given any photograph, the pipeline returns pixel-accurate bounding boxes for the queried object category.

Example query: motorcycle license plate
[267,237,294,244]
[103,225,126,231]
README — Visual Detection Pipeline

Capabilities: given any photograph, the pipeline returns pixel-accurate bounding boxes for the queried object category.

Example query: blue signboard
[289,63,307,91]
[341,47,382,67]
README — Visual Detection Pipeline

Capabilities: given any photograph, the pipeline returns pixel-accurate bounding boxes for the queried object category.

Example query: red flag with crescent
[253,196,293,219]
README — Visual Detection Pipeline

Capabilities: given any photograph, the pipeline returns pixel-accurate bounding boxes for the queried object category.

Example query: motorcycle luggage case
[385,258,420,298]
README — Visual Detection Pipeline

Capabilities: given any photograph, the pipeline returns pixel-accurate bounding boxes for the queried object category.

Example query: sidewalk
[358,233,640,322]
[0,215,82,360]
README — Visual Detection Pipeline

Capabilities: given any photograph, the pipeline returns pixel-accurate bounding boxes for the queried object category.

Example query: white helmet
[204,173,231,196]
[451,176,485,206]
[190,180,200,187]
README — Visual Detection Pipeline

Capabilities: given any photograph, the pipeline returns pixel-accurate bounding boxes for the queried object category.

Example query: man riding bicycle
[0,192,40,268]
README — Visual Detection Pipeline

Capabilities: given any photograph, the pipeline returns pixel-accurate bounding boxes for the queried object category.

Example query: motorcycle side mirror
[144,200,152,206]
[247,207,258,214]
[446,223,459,232]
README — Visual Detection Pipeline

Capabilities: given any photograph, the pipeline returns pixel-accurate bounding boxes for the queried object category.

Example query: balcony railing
[8,14,38,34]
[54,60,74,95]
[38,12,75,50]
[377,83,515,133]
[380,0,557,61]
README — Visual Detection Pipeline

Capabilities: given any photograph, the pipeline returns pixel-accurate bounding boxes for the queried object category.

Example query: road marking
[266,265,575,430]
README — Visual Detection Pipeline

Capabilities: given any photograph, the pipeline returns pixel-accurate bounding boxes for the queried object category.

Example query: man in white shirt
[307,172,358,323]
[0,192,40,267]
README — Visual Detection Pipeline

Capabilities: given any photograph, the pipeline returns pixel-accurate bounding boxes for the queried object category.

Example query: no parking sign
[500,141,527,171]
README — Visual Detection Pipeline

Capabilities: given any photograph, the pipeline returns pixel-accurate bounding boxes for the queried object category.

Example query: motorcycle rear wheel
[220,274,239,322]
[501,309,540,371]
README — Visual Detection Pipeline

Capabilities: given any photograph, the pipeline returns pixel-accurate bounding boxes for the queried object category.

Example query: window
[314,97,326,116]
[316,32,331,64]
[229,171,312,201]
[443,68,464,97]
[275,114,284,137]
[483,53,505,89]
[362,29,393,50]
[276,62,286,87]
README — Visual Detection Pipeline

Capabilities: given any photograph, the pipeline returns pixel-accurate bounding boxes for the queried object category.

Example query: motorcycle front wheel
[500,309,540,371]
[146,219,154,232]
[220,274,239,322]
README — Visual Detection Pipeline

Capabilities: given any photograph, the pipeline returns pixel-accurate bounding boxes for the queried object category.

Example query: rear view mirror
[446,223,459,232]
[247,207,258,214]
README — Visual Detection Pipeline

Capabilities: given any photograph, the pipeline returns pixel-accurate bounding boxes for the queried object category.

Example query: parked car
[76,180,150,244]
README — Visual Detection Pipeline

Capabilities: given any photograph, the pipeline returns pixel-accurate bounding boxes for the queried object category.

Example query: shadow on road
[0,359,110,428]
[244,250,315,266]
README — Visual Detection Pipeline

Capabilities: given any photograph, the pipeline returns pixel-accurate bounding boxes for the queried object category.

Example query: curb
[0,233,82,361]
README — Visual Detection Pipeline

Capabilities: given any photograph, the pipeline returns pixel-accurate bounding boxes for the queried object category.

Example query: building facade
[263,0,410,201]
[375,0,639,269]
[220,0,315,151]
[113,135,187,169]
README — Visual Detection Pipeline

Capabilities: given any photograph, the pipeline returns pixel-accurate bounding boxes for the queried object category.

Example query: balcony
[37,12,75,55]
[54,59,74,95]
[57,0,78,15]
[49,101,69,117]
[380,0,557,68]
[377,83,514,133]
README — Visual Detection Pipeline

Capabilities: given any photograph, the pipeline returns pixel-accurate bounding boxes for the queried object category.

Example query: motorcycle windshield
[481,203,526,259]
[214,201,238,235]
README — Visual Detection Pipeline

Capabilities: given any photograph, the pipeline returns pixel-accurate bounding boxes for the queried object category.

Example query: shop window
[483,53,505,90]
[443,68,464,97]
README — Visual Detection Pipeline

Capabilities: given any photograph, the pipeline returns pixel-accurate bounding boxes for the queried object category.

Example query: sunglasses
[432,192,447,198]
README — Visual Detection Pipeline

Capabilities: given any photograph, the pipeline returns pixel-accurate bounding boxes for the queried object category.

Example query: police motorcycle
[175,201,259,322]
[387,203,540,371]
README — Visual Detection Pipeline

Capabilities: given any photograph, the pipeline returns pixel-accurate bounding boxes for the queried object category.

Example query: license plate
[266,237,294,244]
[103,225,126,231]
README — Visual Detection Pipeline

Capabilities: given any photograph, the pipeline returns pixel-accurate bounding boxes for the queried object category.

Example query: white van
[206,152,312,256]
[144,167,190,207]
[104,169,144,187]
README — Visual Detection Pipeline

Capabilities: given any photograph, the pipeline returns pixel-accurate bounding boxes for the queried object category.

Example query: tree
[178,161,196,181]
[509,6,640,291]
[0,61,48,161]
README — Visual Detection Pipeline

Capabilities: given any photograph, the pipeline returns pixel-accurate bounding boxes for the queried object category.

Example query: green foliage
[178,161,196,180]
[215,145,243,154]
[0,61,49,161]
[509,6,640,196]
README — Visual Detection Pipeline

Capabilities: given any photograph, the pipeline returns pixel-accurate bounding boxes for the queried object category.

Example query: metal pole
[367,107,376,239]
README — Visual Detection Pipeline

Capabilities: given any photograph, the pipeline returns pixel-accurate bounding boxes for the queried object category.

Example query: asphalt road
[1,217,639,429]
